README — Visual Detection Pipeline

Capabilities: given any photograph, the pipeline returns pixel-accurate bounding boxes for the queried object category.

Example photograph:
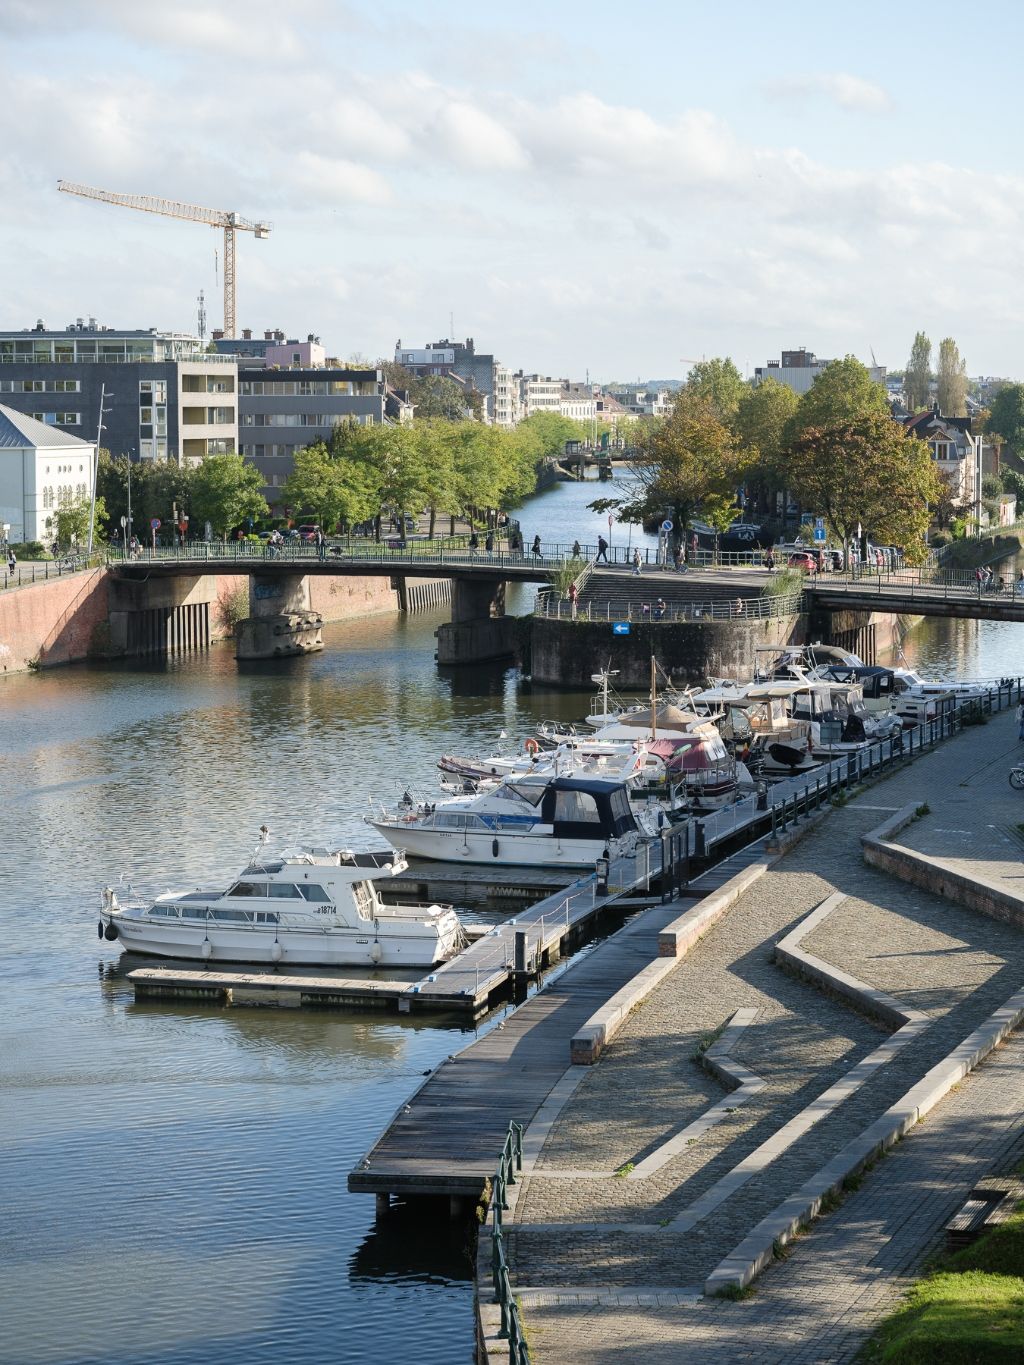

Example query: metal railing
[490,1122,530,1364]
[106,539,587,574]
[1,553,94,589]
[535,592,805,622]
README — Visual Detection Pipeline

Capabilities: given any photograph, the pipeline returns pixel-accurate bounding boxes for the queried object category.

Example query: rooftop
[0,404,94,449]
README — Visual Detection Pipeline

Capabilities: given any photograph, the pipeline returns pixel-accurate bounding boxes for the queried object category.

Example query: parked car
[788,551,819,572]
[296,524,319,542]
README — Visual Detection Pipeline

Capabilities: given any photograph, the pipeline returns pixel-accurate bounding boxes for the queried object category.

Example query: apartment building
[617,386,673,419]
[492,365,520,427]
[518,373,562,419]
[0,319,238,463]
[754,347,886,394]
[560,382,597,423]
[395,337,497,417]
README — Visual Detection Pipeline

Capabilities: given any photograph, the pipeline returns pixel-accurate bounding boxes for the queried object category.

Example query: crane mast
[57,180,271,338]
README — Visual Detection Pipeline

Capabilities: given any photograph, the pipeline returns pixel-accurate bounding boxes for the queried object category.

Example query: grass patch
[871,1206,1024,1363]
[915,802,931,818]
[613,1162,635,1178]
[712,1281,755,1301]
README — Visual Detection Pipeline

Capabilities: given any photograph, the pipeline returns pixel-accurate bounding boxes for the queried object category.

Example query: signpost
[150,517,161,553]
[660,519,674,567]
[612,622,631,636]
[813,517,826,544]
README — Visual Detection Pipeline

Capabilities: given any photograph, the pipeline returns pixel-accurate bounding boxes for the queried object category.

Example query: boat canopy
[538,776,638,840]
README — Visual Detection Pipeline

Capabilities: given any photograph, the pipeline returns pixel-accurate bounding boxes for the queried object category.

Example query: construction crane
[57,180,271,338]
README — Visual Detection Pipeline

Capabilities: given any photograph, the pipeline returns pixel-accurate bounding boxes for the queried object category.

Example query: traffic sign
[120,516,127,528]
[150,518,161,530]
[661,519,674,532]
[607,514,613,528]
[612,622,631,635]
[813,516,826,543]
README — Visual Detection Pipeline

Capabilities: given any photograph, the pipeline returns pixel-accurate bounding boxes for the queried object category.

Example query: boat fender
[97,920,104,940]
[524,738,540,755]
[103,923,119,941]
[370,942,383,964]
[271,941,284,963]
[201,940,212,960]
[492,838,499,858]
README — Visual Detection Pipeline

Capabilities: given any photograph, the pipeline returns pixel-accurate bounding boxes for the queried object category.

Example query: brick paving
[508,709,1024,1360]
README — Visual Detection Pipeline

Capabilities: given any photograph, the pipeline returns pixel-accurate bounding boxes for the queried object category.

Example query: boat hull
[369,820,623,868]
[104,915,456,968]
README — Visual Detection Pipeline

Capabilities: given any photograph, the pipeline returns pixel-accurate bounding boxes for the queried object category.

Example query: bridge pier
[107,574,214,658]
[436,576,516,666]
[235,574,323,661]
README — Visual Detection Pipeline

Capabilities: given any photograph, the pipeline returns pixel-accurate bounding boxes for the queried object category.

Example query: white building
[0,405,96,544]
[519,374,562,419]
[492,364,520,427]
[754,347,886,395]
[561,382,597,423]
[618,387,673,418]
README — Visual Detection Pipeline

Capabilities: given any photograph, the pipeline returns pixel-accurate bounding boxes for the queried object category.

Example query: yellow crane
[57,180,271,338]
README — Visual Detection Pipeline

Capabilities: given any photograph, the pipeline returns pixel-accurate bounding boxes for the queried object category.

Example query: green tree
[786,412,939,563]
[937,337,968,417]
[987,383,1024,454]
[281,441,374,531]
[685,358,747,425]
[904,331,933,411]
[595,390,747,537]
[53,493,108,548]
[786,356,890,445]
[735,377,800,513]
[408,374,471,420]
[191,453,268,540]
[514,411,585,460]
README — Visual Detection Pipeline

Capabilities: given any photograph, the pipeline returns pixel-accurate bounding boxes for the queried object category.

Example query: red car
[787,551,818,572]
[296,524,319,542]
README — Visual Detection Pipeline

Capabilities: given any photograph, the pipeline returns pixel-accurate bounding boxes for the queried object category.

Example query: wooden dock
[346,845,763,1201]
[129,967,414,1009]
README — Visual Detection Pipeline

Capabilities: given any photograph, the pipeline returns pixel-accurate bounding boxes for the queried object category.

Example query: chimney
[242,328,252,340]
[275,329,284,342]
[88,316,97,330]
[212,328,224,341]
[264,329,274,341]
[307,333,315,343]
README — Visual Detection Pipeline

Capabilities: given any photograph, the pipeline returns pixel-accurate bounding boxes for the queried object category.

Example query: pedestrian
[1018,699,1024,741]
[691,532,698,560]
[572,539,581,558]
[596,535,609,563]
[673,543,685,574]
[469,531,479,556]
[7,549,16,575]
[568,580,578,619]
[653,596,666,621]
[632,547,642,576]
[316,527,326,561]
[734,597,744,616]
[532,534,542,558]
[485,532,494,555]
[764,548,775,572]
[1017,571,1024,598]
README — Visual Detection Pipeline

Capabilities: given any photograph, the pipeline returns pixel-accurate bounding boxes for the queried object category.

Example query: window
[255,911,281,924]
[267,883,302,898]
[553,790,601,823]
[211,908,251,922]
[226,881,267,897]
[56,413,81,424]
[139,381,153,396]
[139,407,153,424]
[298,884,331,903]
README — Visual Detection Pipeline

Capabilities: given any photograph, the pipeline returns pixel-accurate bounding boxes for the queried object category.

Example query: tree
[937,337,968,417]
[987,383,1024,454]
[904,331,932,411]
[53,492,108,547]
[785,357,890,446]
[191,453,268,540]
[408,374,471,420]
[685,358,746,425]
[786,412,939,563]
[735,378,800,514]
[281,442,375,531]
[595,390,747,537]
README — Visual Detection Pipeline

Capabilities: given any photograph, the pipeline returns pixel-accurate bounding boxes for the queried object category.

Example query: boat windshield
[497,782,545,807]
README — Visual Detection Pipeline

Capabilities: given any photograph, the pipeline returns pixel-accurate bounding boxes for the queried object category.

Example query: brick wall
[0,568,110,674]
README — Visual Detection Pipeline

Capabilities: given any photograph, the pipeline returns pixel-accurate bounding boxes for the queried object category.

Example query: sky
[2,0,1023,383]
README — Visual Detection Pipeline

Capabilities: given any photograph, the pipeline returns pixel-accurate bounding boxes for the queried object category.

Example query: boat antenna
[650,654,657,743]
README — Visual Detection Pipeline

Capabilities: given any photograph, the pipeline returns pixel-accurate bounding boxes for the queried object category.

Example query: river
[1,474,1021,1365]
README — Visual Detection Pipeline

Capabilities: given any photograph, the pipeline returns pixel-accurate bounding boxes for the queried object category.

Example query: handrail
[1,553,95,590]
[535,593,805,623]
[490,1121,530,1364]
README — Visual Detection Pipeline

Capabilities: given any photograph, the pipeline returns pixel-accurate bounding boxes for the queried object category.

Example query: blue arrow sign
[612,622,631,635]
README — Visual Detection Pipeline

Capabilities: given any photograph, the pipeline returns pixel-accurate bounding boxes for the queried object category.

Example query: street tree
[685,358,746,425]
[937,337,968,417]
[735,377,799,514]
[786,412,939,563]
[786,356,890,445]
[592,390,747,539]
[408,374,470,421]
[282,442,375,530]
[53,492,108,548]
[904,331,932,411]
[986,383,1024,454]
[191,453,268,540]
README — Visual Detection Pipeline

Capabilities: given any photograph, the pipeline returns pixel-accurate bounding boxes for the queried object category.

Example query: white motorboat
[98,838,462,967]
[368,773,643,867]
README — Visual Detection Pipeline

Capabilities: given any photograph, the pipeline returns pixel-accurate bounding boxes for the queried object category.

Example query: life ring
[525,738,540,756]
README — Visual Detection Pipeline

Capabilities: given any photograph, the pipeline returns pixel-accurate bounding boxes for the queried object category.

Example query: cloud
[765,73,893,114]
[426,99,528,171]
[287,153,393,206]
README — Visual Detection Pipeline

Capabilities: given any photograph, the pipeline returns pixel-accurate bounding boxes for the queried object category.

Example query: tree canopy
[936,337,968,417]
[785,357,890,444]
[735,377,800,498]
[904,331,932,411]
[786,412,939,561]
[986,384,1024,454]
[191,454,269,539]
[684,357,747,424]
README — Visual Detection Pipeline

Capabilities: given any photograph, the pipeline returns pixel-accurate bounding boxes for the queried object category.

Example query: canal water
[1,474,1021,1365]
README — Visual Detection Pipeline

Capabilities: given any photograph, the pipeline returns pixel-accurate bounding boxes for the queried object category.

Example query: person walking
[596,535,609,563]
[653,596,666,621]
[485,532,494,555]
[572,539,581,558]
[468,531,479,557]
[1016,571,1024,598]
[632,547,642,576]
[531,534,542,559]
[316,527,327,561]
[673,543,685,573]
[1017,698,1024,741]
[568,580,578,619]
[7,548,16,576]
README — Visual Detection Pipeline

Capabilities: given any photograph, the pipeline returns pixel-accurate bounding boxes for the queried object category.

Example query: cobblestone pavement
[522,1029,1024,1364]
[510,710,1024,1352]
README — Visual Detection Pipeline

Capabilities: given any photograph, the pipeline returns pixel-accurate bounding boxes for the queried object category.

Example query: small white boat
[368,774,643,867]
[99,838,462,967]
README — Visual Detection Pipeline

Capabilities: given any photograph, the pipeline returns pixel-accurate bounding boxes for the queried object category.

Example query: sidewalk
[509,708,1024,1363]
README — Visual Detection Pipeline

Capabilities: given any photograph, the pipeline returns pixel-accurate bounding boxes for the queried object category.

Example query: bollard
[595,854,610,896]
[513,930,528,975]
[693,821,706,858]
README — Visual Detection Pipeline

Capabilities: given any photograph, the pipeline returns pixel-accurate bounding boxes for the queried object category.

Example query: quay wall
[0,569,403,674]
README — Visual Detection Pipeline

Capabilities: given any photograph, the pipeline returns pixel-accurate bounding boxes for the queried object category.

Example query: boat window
[267,883,303,898]
[298,884,331,903]
[502,783,545,807]
[210,909,251,922]
[226,881,267,897]
[554,790,601,823]
[608,788,632,823]
[180,906,209,919]
[149,905,179,917]
[352,881,376,920]
[255,911,280,924]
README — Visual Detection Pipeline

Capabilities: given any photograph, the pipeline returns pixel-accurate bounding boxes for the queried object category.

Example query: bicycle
[1009,767,1024,790]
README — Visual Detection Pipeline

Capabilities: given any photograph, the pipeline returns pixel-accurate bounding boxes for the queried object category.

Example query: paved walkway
[509,708,1024,1361]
